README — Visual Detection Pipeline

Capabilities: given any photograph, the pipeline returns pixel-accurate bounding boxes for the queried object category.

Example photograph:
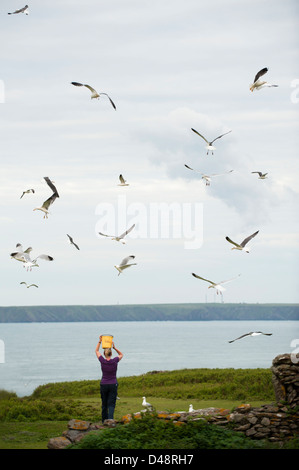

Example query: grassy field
[0,367,293,450]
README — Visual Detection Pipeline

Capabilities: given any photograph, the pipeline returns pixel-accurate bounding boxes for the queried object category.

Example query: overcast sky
[1,0,299,307]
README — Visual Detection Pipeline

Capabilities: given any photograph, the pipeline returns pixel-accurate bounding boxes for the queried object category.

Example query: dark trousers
[100,383,118,422]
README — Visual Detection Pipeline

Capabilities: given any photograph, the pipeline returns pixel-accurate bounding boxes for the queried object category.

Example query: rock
[229,412,246,424]
[103,419,117,427]
[288,388,297,404]
[246,428,257,437]
[261,417,271,426]
[235,404,251,413]
[271,353,299,406]
[235,423,251,432]
[121,413,132,424]
[47,436,71,449]
[68,419,90,431]
[248,416,258,425]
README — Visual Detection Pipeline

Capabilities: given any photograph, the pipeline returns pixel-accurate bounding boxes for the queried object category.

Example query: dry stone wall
[48,353,299,449]
[271,353,299,409]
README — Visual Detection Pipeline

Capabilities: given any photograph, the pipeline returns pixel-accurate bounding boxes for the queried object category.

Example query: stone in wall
[271,353,299,408]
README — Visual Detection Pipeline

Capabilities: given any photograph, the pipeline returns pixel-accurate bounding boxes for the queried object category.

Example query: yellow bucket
[102,335,113,348]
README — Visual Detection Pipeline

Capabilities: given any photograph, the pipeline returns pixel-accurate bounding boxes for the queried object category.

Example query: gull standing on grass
[249,67,278,92]
[8,5,29,15]
[192,273,241,297]
[114,256,137,276]
[10,243,53,271]
[71,82,116,109]
[228,331,273,343]
[191,128,232,155]
[33,177,59,219]
[99,224,135,244]
[142,397,153,411]
[225,230,259,253]
[184,164,233,186]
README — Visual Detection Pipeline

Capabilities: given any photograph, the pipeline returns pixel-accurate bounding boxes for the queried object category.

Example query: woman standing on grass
[95,335,123,422]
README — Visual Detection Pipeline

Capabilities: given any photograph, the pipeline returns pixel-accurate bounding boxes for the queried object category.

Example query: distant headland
[0,303,298,323]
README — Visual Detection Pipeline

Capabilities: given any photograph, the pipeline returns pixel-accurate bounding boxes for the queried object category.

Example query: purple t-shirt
[99,356,119,384]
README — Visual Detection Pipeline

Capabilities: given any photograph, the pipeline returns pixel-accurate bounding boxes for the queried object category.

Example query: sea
[0,320,298,397]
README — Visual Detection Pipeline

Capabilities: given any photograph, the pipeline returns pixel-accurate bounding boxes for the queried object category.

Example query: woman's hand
[95,336,102,358]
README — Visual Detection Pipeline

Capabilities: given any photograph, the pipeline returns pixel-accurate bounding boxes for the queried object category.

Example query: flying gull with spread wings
[114,255,137,276]
[67,234,80,250]
[252,171,268,179]
[20,282,38,289]
[33,177,59,219]
[191,128,232,155]
[250,67,278,92]
[184,164,233,186]
[71,82,116,109]
[20,188,35,199]
[99,224,135,244]
[228,331,272,343]
[8,5,29,15]
[118,174,129,186]
[225,230,259,253]
[10,243,53,271]
[192,272,241,297]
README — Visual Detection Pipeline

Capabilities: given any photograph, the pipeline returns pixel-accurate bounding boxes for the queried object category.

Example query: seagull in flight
[114,255,137,276]
[71,82,116,109]
[20,188,35,199]
[184,164,233,186]
[250,68,278,92]
[192,272,240,297]
[191,128,232,155]
[252,171,268,179]
[33,176,59,219]
[225,230,259,253]
[228,331,273,343]
[8,5,29,15]
[99,224,135,244]
[10,244,32,262]
[20,282,38,289]
[118,174,129,186]
[67,234,80,250]
[10,243,53,271]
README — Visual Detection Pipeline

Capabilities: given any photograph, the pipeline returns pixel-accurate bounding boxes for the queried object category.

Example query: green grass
[31,368,275,401]
[0,421,68,449]
[0,367,289,449]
